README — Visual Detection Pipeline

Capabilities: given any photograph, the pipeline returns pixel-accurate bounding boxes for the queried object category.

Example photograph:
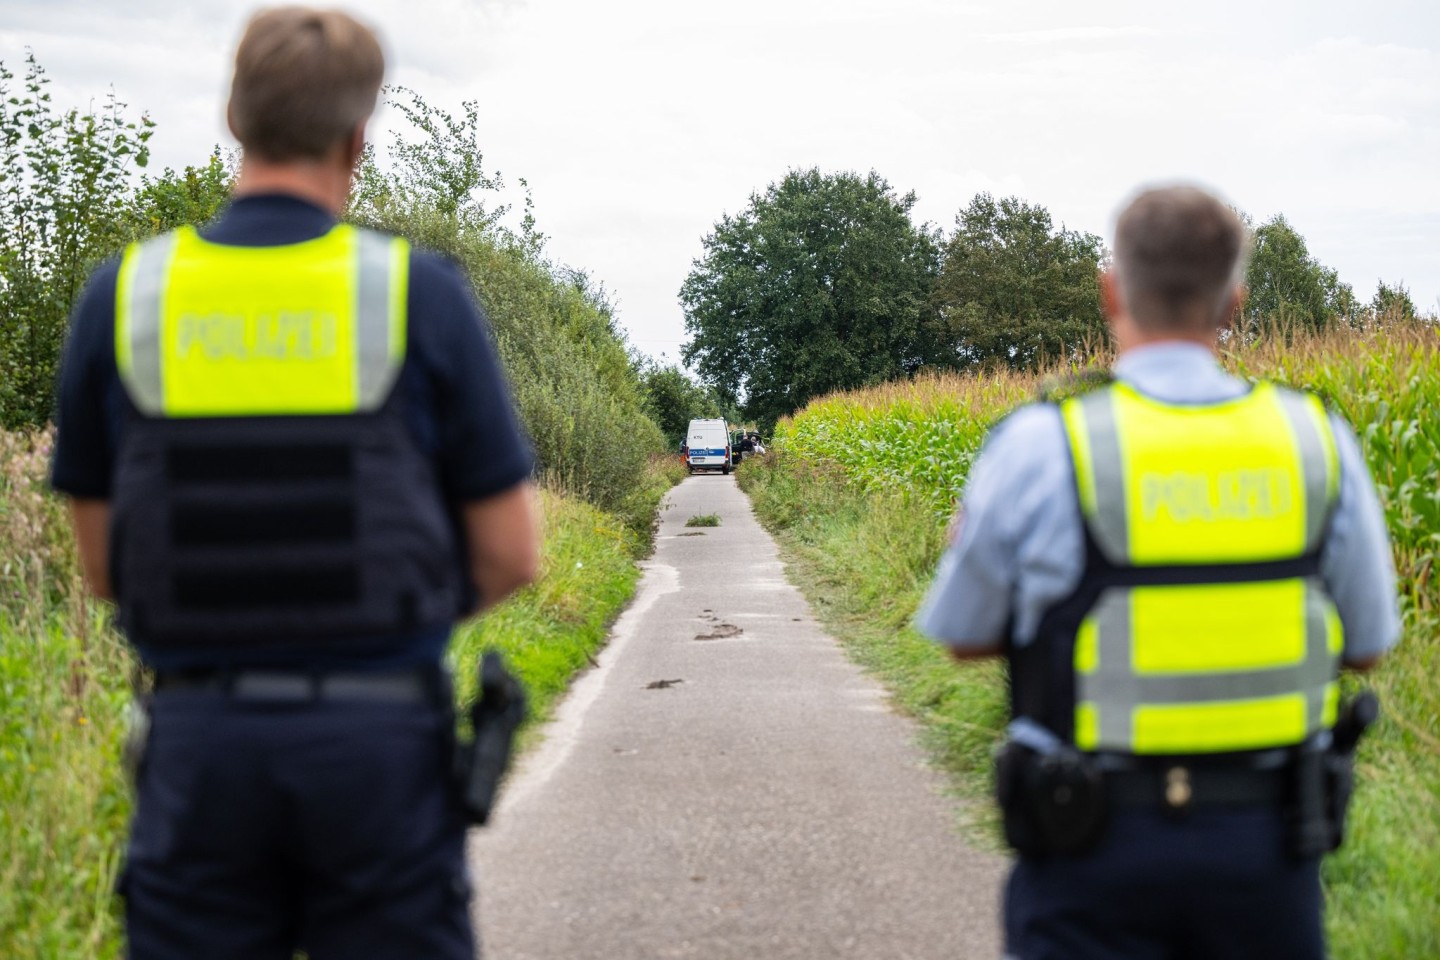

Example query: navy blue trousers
[1005,807,1325,960]
[121,690,475,960]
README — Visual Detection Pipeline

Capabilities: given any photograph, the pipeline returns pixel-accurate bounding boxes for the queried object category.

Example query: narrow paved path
[469,475,1006,959]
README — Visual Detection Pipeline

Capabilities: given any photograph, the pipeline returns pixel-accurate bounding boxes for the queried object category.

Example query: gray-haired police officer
[918,185,1399,960]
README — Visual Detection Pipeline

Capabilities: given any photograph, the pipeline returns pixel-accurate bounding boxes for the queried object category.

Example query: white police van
[686,418,732,475]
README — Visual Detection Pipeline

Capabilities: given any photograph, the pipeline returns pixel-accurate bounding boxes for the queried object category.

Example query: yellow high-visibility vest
[106,224,468,652]
[1059,381,1342,754]
[115,224,409,417]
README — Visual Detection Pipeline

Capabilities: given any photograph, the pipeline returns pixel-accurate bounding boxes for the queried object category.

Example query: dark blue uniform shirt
[50,194,534,670]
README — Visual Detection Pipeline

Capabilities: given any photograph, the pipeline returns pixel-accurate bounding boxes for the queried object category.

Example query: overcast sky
[4,0,1437,363]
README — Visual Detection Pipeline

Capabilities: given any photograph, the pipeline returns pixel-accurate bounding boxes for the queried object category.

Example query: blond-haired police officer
[918,185,1399,960]
[51,8,538,959]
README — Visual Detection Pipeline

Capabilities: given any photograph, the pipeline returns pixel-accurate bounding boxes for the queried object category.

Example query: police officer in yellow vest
[917,186,1399,960]
[50,9,538,959]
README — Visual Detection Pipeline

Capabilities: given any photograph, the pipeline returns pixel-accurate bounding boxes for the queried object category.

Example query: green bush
[347,90,666,518]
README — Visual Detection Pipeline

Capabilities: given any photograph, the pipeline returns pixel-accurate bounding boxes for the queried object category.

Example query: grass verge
[0,431,683,959]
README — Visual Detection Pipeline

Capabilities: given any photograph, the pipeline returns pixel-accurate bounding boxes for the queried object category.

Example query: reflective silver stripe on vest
[119,232,181,416]
[1085,589,1133,748]
[1272,388,1337,553]
[355,229,403,413]
[1074,389,1128,563]
[1303,577,1341,729]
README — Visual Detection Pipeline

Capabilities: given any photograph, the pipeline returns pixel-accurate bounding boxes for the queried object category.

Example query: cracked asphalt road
[468,474,1006,959]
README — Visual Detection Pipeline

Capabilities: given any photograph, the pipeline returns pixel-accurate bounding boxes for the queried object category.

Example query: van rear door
[687,421,729,467]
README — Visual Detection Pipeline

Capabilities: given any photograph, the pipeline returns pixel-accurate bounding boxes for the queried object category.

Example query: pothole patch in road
[694,623,743,641]
[645,678,684,689]
[676,531,706,537]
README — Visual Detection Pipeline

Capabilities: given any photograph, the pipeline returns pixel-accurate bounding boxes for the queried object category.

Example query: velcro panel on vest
[168,444,353,484]
[110,412,463,651]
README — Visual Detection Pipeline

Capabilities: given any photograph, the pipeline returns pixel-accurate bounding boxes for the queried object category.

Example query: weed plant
[744,319,1440,958]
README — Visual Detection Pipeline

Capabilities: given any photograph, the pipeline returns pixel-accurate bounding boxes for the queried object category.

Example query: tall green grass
[743,321,1440,958]
[0,426,683,959]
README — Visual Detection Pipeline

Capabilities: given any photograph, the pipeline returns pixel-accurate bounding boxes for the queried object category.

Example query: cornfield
[779,322,1440,587]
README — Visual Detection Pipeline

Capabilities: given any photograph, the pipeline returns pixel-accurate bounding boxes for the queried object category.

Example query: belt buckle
[1164,766,1193,815]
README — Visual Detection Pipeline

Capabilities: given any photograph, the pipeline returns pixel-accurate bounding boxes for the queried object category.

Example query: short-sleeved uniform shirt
[50,194,534,671]
[917,343,1401,666]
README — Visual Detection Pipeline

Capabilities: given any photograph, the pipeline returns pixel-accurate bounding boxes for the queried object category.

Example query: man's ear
[1100,270,1123,322]
[1222,286,1246,330]
[1101,270,1136,351]
[344,123,367,172]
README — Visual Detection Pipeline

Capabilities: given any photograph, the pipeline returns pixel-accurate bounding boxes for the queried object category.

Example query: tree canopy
[928,193,1106,370]
[0,57,668,518]
[636,361,723,447]
[680,168,939,429]
[1371,280,1418,323]
[1244,214,1356,330]
[0,54,232,429]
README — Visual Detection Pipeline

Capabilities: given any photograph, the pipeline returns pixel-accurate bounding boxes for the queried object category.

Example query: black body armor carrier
[109,393,468,653]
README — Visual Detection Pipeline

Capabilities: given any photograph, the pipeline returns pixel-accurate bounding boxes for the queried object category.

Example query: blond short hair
[1113,186,1250,332]
[228,6,385,161]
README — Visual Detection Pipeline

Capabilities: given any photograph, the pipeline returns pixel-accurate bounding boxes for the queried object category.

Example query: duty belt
[1106,764,1286,811]
[152,668,438,704]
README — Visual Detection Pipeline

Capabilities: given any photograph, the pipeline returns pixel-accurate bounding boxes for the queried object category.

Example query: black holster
[1284,691,1379,858]
[995,740,1107,858]
[454,652,527,825]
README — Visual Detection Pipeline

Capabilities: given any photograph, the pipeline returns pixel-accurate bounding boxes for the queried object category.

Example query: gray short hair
[1113,186,1250,331]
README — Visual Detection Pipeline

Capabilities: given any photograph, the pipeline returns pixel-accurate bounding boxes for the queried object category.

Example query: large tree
[680,168,939,428]
[929,193,1106,370]
[1244,214,1356,330]
[1371,281,1419,322]
[636,360,722,447]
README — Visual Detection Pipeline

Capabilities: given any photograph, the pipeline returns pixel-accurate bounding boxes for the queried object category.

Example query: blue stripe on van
[690,448,727,457]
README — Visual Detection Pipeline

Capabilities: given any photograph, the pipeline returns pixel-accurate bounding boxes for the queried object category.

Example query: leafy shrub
[348,90,666,518]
